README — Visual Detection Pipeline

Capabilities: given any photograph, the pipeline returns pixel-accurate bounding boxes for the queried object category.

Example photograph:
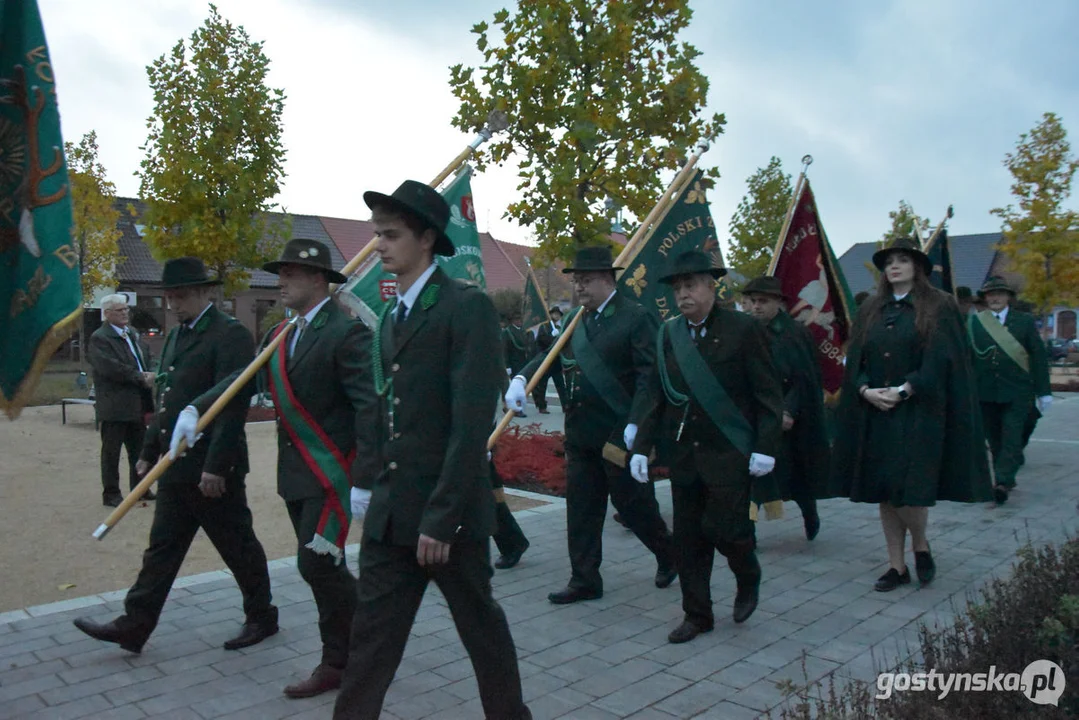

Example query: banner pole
[767,154,812,276]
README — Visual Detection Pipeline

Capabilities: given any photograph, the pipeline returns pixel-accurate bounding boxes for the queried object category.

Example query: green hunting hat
[561,245,623,273]
[658,250,727,285]
[363,180,456,257]
[872,237,933,276]
[263,239,348,284]
[159,257,222,289]
[741,275,784,299]
[956,286,973,300]
[977,276,1017,297]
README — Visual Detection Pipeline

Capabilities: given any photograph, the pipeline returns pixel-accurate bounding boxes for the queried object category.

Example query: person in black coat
[530,305,566,413]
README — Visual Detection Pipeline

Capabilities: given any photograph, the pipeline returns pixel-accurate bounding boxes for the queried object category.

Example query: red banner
[771,180,853,400]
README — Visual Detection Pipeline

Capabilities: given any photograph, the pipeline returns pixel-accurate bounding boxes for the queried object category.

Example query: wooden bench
[60,398,97,429]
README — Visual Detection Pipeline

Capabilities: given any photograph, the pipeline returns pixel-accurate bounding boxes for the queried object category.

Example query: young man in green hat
[742,275,830,541]
[632,250,784,643]
[72,258,277,654]
[333,180,531,720]
[170,239,379,699]
[506,245,677,605]
[969,276,1051,504]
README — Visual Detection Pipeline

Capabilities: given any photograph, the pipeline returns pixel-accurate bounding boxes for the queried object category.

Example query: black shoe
[142,489,156,501]
[515,411,527,418]
[654,565,678,589]
[73,616,149,654]
[915,548,936,585]
[103,495,122,508]
[668,620,712,644]
[495,541,529,569]
[804,511,821,541]
[223,618,279,650]
[874,568,911,592]
[733,585,759,624]
[993,485,1010,505]
[548,586,602,604]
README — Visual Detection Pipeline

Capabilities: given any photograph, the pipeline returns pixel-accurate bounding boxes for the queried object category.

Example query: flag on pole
[770,179,854,402]
[339,166,486,328]
[618,170,729,320]
[924,228,955,295]
[521,260,550,330]
[0,0,81,419]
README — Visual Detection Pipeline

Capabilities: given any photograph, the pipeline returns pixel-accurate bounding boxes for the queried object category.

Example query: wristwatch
[896,386,909,400]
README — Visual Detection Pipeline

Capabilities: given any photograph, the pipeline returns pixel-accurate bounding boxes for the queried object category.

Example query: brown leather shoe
[72,616,150,654]
[284,664,343,699]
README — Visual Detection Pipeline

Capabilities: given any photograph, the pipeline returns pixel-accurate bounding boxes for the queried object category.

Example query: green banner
[618,170,728,320]
[521,266,549,329]
[0,0,81,419]
[340,167,485,328]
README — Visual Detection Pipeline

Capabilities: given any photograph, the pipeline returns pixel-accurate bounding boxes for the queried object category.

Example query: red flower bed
[493,423,567,496]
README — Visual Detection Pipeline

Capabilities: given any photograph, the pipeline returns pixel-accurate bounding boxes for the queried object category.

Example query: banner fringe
[1,306,82,420]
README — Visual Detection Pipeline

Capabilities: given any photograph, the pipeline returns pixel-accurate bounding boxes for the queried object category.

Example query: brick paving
[1,395,1077,719]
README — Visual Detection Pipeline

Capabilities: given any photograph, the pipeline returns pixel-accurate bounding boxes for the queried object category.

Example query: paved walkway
[1,396,1077,719]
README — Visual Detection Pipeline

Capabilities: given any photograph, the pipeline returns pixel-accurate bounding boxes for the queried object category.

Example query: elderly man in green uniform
[170,239,379,698]
[333,181,531,720]
[968,276,1051,504]
[742,275,830,541]
[506,245,677,604]
[72,258,276,654]
[631,251,784,644]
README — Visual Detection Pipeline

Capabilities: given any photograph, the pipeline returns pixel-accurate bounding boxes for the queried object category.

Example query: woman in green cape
[829,238,991,592]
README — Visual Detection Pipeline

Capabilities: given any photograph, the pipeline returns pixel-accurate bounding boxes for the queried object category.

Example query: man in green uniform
[502,311,531,417]
[968,276,1051,504]
[170,240,379,698]
[72,258,276,654]
[333,181,531,720]
[742,276,830,541]
[531,305,566,413]
[632,251,784,644]
[506,245,677,604]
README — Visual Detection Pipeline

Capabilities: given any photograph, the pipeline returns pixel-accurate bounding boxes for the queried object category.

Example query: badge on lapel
[420,284,440,310]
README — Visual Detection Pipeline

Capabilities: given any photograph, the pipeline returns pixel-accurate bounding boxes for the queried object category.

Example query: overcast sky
[40,0,1079,258]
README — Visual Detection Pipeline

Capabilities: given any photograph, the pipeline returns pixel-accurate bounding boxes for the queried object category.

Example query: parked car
[1048,338,1071,362]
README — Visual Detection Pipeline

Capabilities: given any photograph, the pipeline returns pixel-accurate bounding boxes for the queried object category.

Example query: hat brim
[363,191,456,257]
[657,267,727,285]
[159,278,223,289]
[561,265,623,274]
[977,287,1016,298]
[872,247,933,276]
[742,289,785,300]
[263,260,348,284]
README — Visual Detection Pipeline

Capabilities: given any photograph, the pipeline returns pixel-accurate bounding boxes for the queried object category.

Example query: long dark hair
[854,250,948,345]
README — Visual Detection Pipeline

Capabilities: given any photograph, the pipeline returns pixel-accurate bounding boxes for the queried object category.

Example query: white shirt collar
[995,306,1009,323]
[110,323,129,336]
[300,296,331,324]
[395,263,439,315]
[595,289,617,316]
[186,302,214,329]
[893,291,910,301]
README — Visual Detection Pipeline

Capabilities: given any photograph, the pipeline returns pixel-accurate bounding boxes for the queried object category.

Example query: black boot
[729,551,761,624]
[492,502,529,569]
[797,498,820,541]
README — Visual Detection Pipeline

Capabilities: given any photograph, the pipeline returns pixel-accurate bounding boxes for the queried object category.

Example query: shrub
[493,423,566,495]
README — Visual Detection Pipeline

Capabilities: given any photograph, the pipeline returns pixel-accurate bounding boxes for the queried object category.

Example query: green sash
[266,322,353,563]
[970,311,1029,372]
[659,318,755,457]
[569,307,632,419]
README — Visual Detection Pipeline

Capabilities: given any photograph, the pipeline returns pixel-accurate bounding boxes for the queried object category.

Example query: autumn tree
[727,156,791,281]
[991,112,1079,316]
[881,200,930,245]
[449,0,725,263]
[137,3,287,293]
[65,130,122,367]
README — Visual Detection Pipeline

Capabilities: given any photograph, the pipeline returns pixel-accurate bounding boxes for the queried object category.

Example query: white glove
[623,423,638,451]
[1037,395,1053,413]
[506,367,512,376]
[552,328,560,337]
[505,376,527,412]
[630,454,649,483]
[748,453,776,477]
[487,450,492,462]
[350,487,372,520]
[168,405,202,460]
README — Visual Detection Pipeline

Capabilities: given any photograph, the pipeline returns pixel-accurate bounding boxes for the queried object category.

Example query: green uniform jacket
[828,293,991,505]
[635,307,784,484]
[87,324,154,422]
[520,292,657,451]
[140,305,254,485]
[753,311,832,502]
[192,299,380,501]
[362,268,500,546]
[501,324,531,375]
[969,309,1051,403]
